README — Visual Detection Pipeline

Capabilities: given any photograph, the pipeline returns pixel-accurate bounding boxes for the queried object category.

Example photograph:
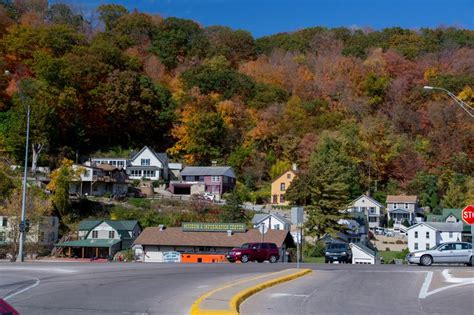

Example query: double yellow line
[190,268,312,315]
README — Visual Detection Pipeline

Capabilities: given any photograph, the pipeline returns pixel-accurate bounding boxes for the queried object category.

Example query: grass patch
[303,256,325,264]
[380,250,408,264]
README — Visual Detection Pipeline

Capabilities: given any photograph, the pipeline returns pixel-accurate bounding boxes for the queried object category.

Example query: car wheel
[420,255,433,266]
[469,256,473,267]
[269,255,278,263]
[241,255,249,263]
[325,259,329,264]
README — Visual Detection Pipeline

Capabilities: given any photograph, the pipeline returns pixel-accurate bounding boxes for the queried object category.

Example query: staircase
[50,234,72,257]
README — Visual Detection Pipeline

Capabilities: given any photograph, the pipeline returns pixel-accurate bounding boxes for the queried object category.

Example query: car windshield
[240,243,250,249]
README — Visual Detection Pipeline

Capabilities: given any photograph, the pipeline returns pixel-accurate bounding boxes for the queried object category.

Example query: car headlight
[412,252,421,257]
[325,251,330,255]
[234,251,241,255]
[341,252,346,255]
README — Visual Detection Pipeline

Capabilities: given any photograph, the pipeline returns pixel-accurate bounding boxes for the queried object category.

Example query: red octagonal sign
[461,205,474,225]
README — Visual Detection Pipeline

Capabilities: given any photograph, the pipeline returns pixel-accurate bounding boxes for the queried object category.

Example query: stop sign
[461,205,474,225]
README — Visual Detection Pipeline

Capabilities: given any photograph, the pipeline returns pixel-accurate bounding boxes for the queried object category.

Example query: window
[109,231,115,238]
[461,243,472,250]
[369,207,376,214]
[280,183,286,191]
[369,217,377,222]
[393,203,397,209]
[405,203,409,209]
[414,243,418,250]
[92,231,98,239]
[131,170,142,177]
[426,232,430,239]
[361,207,367,212]
[143,170,155,178]
[415,231,418,238]
[352,207,359,212]
[454,243,463,250]
[211,176,220,182]
[2,217,7,227]
[141,159,150,166]
[287,173,291,179]
[274,224,281,230]
[449,232,453,238]
[426,243,430,250]
[117,161,124,167]
[110,160,117,166]
[272,195,277,204]
[280,195,285,203]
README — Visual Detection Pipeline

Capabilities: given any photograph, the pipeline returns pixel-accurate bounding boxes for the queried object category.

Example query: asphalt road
[0,262,472,315]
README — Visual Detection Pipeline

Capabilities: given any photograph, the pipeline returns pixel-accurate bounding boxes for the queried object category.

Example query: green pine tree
[286,136,353,240]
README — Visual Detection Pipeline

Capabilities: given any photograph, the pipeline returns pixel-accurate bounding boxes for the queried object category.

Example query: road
[0,262,472,315]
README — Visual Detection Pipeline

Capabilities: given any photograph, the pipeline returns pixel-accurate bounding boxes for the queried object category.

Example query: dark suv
[325,242,352,263]
[226,242,280,263]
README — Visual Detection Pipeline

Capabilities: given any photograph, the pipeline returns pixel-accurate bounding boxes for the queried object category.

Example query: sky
[69,0,474,37]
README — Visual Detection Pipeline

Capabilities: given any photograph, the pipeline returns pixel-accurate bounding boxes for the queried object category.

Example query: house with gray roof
[252,213,292,231]
[406,221,463,252]
[346,194,385,228]
[126,146,169,181]
[56,220,141,259]
[169,166,236,197]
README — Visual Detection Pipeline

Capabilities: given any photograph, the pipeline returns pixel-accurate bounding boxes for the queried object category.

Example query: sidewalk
[190,268,311,315]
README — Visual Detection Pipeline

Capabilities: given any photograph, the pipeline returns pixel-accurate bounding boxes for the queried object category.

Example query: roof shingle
[134,227,294,248]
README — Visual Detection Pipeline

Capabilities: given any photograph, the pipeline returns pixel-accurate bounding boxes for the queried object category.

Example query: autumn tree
[46,158,82,220]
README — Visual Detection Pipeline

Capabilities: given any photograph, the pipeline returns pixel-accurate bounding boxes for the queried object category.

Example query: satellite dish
[258,223,269,234]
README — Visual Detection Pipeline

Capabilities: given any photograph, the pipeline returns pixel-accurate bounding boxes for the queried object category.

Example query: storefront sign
[163,251,181,263]
[182,222,246,232]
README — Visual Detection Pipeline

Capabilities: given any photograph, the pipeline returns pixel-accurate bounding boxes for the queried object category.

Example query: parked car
[325,242,352,263]
[226,242,280,263]
[407,242,473,266]
[374,227,385,235]
[384,231,394,237]
[202,192,215,201]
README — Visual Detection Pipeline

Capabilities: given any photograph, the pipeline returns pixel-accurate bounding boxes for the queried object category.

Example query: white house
[0,215,59,247]
[350,243,379,264]
[251,213,292,231]
[346,194,384,228]
[406,222,463,252]
[386,195,423,229]
[90,157,128,169]
[127,146,169,181]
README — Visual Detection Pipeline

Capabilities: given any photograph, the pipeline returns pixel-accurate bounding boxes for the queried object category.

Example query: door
[453,243,471,263]
[434,243,455,263]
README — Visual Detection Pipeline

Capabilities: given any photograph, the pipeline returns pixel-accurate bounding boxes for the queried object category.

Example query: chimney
[158,224,165,231]
[292,163,297,171]
[227,230,233,237]
[212,160,217,167]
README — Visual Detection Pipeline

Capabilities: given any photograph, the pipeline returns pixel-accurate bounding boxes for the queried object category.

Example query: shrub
[395,240,404,244]
[388,219,394,228]
[128,198,151,209]
[385,247,390,251]
[402,219,411,227]
[132,179,140,187]
[103,192,112,198]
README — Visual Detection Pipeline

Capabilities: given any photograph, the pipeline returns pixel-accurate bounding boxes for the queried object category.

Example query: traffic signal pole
[17,105,30,262]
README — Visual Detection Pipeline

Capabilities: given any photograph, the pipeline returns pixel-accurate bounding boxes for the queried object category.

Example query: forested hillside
[0,1,472,211]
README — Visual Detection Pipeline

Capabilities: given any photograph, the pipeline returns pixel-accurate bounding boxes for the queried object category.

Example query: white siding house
[127,146,169,181]
[347,195,384,228]
[251,213,292,231]
[406,222,463,252]
[0,215,59,247]
[350,243,379,264]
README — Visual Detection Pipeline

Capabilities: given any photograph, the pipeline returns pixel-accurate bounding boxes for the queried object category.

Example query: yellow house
[271,169,297,205]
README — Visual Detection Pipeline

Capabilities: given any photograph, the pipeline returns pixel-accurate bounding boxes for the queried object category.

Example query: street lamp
[423,86,474,118]
[4,70,30,262]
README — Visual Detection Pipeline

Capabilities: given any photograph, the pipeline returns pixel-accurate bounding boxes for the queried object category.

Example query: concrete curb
[190,268,312,315]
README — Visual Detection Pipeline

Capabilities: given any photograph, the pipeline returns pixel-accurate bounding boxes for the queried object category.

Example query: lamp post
[423,86,474,118]
[4,70,30,262]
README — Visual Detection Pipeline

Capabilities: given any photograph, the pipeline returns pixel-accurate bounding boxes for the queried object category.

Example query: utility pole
[17,104,30,262]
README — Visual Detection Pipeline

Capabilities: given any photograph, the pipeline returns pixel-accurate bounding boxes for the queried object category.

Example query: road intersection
[0,262,472,315]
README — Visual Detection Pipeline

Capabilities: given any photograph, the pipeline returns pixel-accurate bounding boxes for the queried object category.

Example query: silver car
[407,242,473,266]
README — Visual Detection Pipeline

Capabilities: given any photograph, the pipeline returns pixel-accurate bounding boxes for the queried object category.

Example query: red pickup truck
[226,242,280,263]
